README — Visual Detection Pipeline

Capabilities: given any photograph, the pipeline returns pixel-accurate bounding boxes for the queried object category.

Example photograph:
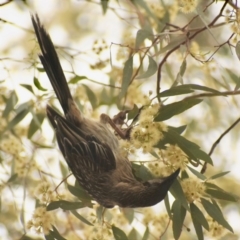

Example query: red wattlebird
[31,14,180,208]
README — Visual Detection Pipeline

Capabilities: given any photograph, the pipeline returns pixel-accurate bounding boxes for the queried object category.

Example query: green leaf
[169,125,187,135]
[96,205,104,221]
[28,113,45,138]
[119,56,133,99]
[37,67,45,72]
[132,164,153,181]
[47,200,85,211]
[225,68,240,91]
[136,56,157,79]
[209,171,230,180]
[70,210,93,226]
[68,183,93,206]
[154,99,202,121]
[164,193,171,218]
[46,225,66,240]
[142,227,149,240]
[201,198,233,232]
[159,86,194,97]
[162,129,213,164]
[127,104,139,120]
[170,179,190,211]
[134,0,158,23]
[2,108,29,133]
[159,84,221,98]
[191,213,204,240]
[34,77,47,91]
[59,161,68,180]
[128,228,141,240]
[20,84,34,94]
[172,199,186,239]
[82,84,98,109]
[101,0,108,14]
[205,189,238,202]
[2,91,18,118]
[187,166,206,181]
[155,36,186,56]
[122,208,134,224]
[187,84,221,93]
[179,59,187,77]
[112,226,129,240]
[205,182,239,201]
[135,29,153,49]
[190,203,209,230]
[235,41,240,61]
[44,233,55,240]
[31,141,54,149]
[7,173,18,183]
[68,75,87,84]
[204,182,240,201]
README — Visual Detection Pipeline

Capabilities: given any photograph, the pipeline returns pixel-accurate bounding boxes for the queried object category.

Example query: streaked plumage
[31,14,180,208]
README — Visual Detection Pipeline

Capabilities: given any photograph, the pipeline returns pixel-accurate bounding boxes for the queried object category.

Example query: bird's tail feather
[31,14,73,116]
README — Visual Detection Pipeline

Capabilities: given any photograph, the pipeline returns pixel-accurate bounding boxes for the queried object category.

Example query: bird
[31,14,180,208]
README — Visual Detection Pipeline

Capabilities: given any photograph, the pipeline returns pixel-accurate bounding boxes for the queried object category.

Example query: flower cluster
[0,133,37,177]
[178,0,198,13]
[206,217,225,238]
[143,208,170,236]
[0,133,25,156]
[27,207,55,235]
[181,178,205,203]
[161,144,188,171]
[34,181,63,204]
[230,9,240,38]
[130,103,166,153]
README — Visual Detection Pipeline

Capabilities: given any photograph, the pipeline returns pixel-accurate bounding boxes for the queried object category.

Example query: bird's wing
[47,106,116,173]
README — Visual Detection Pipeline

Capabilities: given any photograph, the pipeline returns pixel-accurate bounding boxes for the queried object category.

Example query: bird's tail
[31,14,74,117]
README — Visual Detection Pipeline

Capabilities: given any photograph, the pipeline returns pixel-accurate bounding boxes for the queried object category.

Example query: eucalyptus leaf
[164,194,171,218]
[2,108,29,133]
[2,91,18,118]
[191,213,204,240]
[34,77,47,91]
[47,200,85,211]
[112,226,129,240]
[120,56,133,99]
[187,166,206,181]
[68,75,87,84]
[135,29,153,49]
[154,99,202,121]
[128,228,141,240]
[20,84,34,94]
[190,203,209,230]
[205,189,237,202]
[201,198,233,232]
[46,225,66,240]
[209,171,230,180]
[122,208,134,224]
[82,84,98,109]
[172,199,186,239]
[101,0,108,14]
[142,227,149,240]
[28,113,45,138]
[162,129,213,164]
[136,56,157,79]
[71,210,93,226]
[68,183,92,202]
[170,179,189,211]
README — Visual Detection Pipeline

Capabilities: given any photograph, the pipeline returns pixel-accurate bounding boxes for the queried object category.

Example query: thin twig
[201,116,240,173]
[156,0,230,99]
